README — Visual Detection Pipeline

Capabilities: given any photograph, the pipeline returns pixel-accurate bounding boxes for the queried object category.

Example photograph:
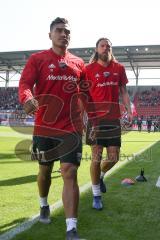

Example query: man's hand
[127,112,133,125]
[89,126,96,141]
[23,98,39,115]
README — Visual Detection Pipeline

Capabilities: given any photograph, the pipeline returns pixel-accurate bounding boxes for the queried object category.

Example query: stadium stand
[0,87,22,110]
[0,86,160,129]
[0,87,33,126]
[134,86,160,117]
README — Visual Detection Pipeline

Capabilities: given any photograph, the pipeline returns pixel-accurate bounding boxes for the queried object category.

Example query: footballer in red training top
[19,49,87,136]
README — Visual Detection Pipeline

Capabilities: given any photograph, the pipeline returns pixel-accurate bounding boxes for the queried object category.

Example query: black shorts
[32,133,82,166]
[86,119,121,147]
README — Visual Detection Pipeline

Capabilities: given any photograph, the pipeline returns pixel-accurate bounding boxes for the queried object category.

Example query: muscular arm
[19,55,39,114]
[120,85,132,122]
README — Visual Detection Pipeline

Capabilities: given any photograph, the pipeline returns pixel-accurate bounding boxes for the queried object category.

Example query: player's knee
[92,151,102,162]
[38,165,52,179]
[61,164,78,180]
[91,158,101,166]
[108,154,119,163]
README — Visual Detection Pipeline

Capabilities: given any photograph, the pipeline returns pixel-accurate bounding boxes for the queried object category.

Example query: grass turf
[0,126,160,239]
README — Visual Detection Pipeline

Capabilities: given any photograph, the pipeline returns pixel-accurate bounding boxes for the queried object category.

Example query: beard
[98,52,111,62]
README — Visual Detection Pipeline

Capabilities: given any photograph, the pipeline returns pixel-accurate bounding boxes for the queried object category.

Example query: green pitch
[0,126,160,239]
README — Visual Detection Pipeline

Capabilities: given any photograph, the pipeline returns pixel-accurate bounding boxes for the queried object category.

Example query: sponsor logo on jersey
[48,64,56,72]
[97,81,118,87]
[48,64,56,69]
[113,72,118,76]
[47,75,78,81]
[95,73,100,78]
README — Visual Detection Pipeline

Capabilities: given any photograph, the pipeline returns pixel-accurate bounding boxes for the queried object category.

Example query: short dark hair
[50,17,69,31]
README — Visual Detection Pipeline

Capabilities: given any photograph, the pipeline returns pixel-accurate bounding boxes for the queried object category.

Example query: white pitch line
[0,140,159,240]
[0,200,62,240]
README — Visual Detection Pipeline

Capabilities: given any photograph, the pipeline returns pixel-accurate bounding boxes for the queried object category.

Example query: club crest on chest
[58,60,68,69]
[103,71,110,77]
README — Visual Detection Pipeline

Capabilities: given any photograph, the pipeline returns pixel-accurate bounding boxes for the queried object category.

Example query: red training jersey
[19,49,87,136]
[86,60,128,120]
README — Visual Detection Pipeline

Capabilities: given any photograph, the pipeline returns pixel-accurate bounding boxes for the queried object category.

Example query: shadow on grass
[0,161,24,164]
[0,152,33,163]
[0,153,17,160]
[0,172,61,186]
[0,218,27,234]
